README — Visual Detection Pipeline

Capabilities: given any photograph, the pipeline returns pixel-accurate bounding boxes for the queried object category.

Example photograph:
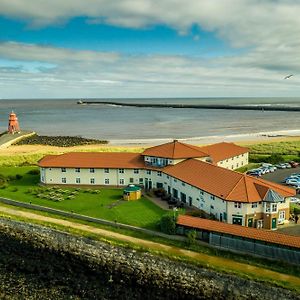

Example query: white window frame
[119,168,124,174]
[90,168,95,173]
[134,169,139,174]
[90,178,95,184]
[75,168,80,173]
[119,178,125,185]
[61,167,66,173]
[62,177,66,183]
[104,178,109,185]
[76,177,81,184]
[104,168,109,173]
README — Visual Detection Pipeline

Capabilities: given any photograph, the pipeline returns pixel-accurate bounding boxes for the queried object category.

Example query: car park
[286,178,300,185]
[290,197,300,204]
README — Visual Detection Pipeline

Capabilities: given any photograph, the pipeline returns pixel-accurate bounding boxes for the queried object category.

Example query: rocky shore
[0,218,299,300]
[14,134,108,147]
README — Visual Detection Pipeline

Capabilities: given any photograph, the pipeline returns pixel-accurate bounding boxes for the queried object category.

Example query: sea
[1,97,300,144]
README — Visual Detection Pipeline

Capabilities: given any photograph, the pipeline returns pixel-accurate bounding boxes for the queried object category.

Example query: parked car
[283,163,292,169]
[289,197,300,204]
[289,161,299,168]
[276,163,287,169]
[261,163,273,168]
[286,178,300,185]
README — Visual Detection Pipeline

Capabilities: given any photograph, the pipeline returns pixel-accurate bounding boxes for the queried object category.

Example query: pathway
[0,204,299,289]
[0,131,35,148]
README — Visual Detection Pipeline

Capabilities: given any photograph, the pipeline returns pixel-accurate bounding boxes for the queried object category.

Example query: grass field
[0,166,165,229]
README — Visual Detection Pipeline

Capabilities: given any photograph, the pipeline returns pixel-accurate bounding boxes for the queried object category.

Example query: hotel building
[38,140,295,230]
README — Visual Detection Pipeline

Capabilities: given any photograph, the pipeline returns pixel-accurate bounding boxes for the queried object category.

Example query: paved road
[262,167,300,197]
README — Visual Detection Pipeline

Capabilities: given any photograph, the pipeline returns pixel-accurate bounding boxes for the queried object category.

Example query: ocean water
[1,97,300,141]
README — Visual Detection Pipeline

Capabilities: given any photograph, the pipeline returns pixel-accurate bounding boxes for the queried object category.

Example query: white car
[290,197,300,204]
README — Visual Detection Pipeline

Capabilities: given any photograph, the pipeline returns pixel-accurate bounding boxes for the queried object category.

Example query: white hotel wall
[41,167,145,186]
[217,153,248,170]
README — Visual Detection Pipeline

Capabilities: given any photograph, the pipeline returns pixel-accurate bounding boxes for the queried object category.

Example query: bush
[15,174,23,180]
[0,183,8,189]
[294,207,300,215]
[11,187,18,192]
[186,230,197,246]
[186,210,209,219]
[265,153,284,164]
[27,169,40,175]
[160,214,176,235]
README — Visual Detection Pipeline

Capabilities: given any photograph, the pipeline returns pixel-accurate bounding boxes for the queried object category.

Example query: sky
[0,0,300,99]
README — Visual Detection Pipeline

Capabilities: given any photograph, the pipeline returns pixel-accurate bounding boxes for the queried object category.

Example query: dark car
[289,161,299,168]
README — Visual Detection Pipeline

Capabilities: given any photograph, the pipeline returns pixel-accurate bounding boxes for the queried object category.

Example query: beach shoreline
[1,130,300,156]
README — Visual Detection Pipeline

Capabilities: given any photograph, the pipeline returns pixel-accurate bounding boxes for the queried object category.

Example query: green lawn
[0,166,165,230]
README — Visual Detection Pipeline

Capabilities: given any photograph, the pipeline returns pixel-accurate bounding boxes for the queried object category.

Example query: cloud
[1,41,300,98]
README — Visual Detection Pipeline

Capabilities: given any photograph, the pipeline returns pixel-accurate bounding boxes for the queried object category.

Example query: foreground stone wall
[0,218,299,300]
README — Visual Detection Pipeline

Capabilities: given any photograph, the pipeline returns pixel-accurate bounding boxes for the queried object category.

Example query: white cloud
[1,41,300,98]
[1,1,300,97]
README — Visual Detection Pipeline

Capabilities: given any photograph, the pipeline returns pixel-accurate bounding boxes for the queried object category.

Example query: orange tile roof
[177,215,300,249]
[142,140,209,159]
[38,152,144,169]
[199,142,248,163]
[164,159,295,202]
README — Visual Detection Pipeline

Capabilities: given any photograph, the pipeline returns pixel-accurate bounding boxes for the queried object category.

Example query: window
[119,168,124,174]
[234,202,242,208]
[75,168,80,173]
[220,161,223,165]
[104,168,109,173]
[76,178,80,184]
[90,178,95,184]
[157,171,162,176]
[242,154,244,157]
[252,202,258,208]
[265,203,271,213]
[119,179,124,185]
[146,170,151,175]
[174,179,177,182]
[166,175,169,179]
[210,205,214,209]
[129,178,134,183]
[210,195,215,200]
[134,169,139,174]
[236,163,239,168]
[61,167,66,173]
[90,168,95,173]
[182,182,185,186]
[231,165,234,169]
[200,191,204,195]
[62,178,66,183]
[139,178,143,184]
[232,158,234,161]
[272,203,277,212]
[104,178,109,185]
[279,210,285,220]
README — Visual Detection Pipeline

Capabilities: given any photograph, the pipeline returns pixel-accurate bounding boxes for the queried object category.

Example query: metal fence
[209,233,300,265]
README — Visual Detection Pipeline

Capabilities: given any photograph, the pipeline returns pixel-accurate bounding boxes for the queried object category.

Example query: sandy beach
[1,131,300,157]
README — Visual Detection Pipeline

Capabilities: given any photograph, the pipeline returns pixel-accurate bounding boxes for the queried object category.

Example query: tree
[266,153,284,164]
[160,214,176,235]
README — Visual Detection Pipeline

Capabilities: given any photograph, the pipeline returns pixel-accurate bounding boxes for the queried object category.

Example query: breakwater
[79,101,300,112]
[0,218,299,300]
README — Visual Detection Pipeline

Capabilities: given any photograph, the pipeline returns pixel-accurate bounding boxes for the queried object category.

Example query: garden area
[0,166,165,230]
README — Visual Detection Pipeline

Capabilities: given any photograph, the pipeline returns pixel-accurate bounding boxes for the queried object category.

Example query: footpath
[1,203,300,289]
[0,131,35,149]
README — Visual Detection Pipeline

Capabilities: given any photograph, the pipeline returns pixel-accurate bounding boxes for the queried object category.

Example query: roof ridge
[225,174,245,200]
[248,174,294,194]
[181,142,209,156]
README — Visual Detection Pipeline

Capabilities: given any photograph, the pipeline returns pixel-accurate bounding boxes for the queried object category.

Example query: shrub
[0,184,8,189]
[160,214,176,235]
[294,207,300,215]
[15,174,23,180]
[265,153,284,164]
[186,230,197,246]
[11,187,18,192]
[27,169,40,175]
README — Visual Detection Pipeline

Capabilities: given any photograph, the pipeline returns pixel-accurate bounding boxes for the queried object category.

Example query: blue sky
[0,0,300,98]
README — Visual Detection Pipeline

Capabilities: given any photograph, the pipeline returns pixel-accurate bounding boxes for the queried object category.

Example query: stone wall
[0,218,299,300]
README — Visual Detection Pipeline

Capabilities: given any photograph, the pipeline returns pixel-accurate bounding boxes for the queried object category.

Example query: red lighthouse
[8,111,20,134]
